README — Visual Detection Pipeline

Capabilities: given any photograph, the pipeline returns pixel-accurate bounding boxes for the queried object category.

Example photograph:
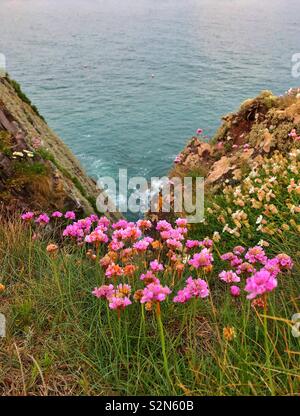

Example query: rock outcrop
[171,89,300,193]
[0,76,119,219]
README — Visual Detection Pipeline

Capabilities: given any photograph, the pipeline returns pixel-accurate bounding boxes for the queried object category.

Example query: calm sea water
[0,0,300,182]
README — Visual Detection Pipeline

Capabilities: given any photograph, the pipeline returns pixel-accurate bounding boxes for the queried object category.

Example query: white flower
[256,215,263,225]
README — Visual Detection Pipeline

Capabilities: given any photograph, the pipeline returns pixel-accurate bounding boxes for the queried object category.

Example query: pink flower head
[196,128,203,135]
[36,213,50,225]
[245,246,267,265]
[108,296,132,310]
[230,286,241,297]
[140,271,160,285]
[186,240,201,250]
[233,246,245,256]
[140,283,171,303]
[105,263,123,278]
[85,229,108,244]
[263,258,281,278]
[156,220,172,232]
[92,284,114,299]
[173,287,192,303]
[275,254,293,270]
[230,255,243,267]
[237,262,256,275]
[133,239,151,251]
[98,216,110,229]
[174,155,182,164]
[221,252,235,261]
[21,212,34,221]
[52,211,63,218]
[219,270,240,283]
[188,248,213,269]
[186,277,210,298]
[244,270,277,300]
[112,219,130,230]
[150,259,164,272]
[65,211,76,220]
[166,239,183,250]
[200,238,213,249]
[116,283,132,296]
[63,223,84,240]
[176,218,188,228]
[89,214,99,223]
[109,240,124,251]
[137,219,152,230]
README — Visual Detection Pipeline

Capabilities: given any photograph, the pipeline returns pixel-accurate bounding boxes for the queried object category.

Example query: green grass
[6,76,46,122]
[0,143,299,396]
[0,214,299,396]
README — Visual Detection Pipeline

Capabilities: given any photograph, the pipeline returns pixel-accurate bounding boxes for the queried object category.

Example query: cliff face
[0,76,117,218]
[171,89,300,192]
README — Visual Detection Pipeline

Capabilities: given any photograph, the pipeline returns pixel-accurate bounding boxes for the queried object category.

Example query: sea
[1,0,300,185]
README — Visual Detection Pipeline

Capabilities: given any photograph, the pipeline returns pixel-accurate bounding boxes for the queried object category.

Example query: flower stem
[156,303,172,387]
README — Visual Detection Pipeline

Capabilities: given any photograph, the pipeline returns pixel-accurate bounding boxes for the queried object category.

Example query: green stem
[156,303,172,387]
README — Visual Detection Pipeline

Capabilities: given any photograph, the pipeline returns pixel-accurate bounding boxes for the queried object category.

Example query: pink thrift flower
[263,258,281,278]
[98,216,110,229]
[137,219,152,230]
[219,270,240,283]
[105,263,123,278]
[221,252,235,261]
[150,260,164,272]
[186,277,210,298]
[186,240,201,249]
[21,212,34,221]
[92,284,114,299]
[245,246,268,264]
[140,271,160,285]
[111,219,130,229]
[233,246,245,256]
[85,229,108,244]
[237,262,256,275]
[109,240,124,251]
[140,283,171,303]
[196,128,203,135]
[52,211,63,218]
[275,254,293,270]
[176,218,188,228]
[65,211,76,220]
[188,248,213,269]
[200,238,213,249]
[166,239,183,250]
[244,270,277,300]
[230,286,241,297]
[133,239,151,251]
[173,287,192,303]
[156,220,172,232]
[108,296,132,310]
[36,213,50,225]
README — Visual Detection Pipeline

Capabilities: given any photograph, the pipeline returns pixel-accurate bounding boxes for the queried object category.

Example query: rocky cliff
[0,76,118,219]
[171,89,300,193]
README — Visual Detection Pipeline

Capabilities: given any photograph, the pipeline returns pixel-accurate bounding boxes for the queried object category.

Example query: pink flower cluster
[220,245,293,299]
[21,211,77,226]
[173,277,209,303]
[92,283,132,310]
[289,128,300,141]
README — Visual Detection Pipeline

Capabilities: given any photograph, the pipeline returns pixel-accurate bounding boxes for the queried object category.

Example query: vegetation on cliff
[0,90,299,396]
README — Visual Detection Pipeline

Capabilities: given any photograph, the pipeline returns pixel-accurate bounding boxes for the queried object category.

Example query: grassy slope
[0,92,300,396]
